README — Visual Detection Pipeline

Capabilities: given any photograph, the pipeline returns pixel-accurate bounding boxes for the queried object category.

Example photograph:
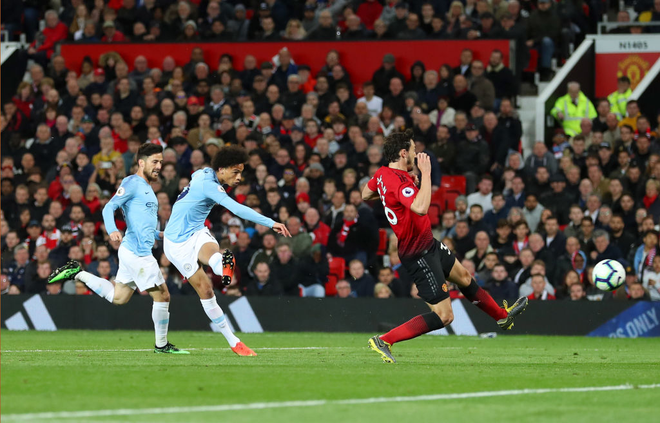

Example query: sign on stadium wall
[1,294,644,337]
[593,35,660,97]
[60,40,511,90]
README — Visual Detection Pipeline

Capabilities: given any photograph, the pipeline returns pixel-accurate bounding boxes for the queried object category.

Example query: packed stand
[1,1,657,302]
[1,0,597,81]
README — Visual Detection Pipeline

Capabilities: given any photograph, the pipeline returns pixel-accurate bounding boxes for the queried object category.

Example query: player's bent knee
[440,312,454,326]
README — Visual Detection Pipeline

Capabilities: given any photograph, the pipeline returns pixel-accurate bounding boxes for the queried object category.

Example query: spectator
[26,10,69,68]
[371,54,405,98]
[247,232,277,278]
[486,50,516,107]
[467,175,494,212]
[336,279,355,298]
[297,243,329,297]
[245,262,283,296]
[469,60,495,111]
[450,75,478,114]
[551,82,597,137]
[455,124,489,193]
[328,203,377,265]
[522,194,545,232]
[348,259,375,298]
[6,244,29,292]
[608,76,632,120]
[484,192,509,233]
[270,243,300,296]
[485,263,518,299]
[527,273,556,300]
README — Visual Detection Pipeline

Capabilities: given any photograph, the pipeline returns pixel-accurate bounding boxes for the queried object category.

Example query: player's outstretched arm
[410,153,432,216]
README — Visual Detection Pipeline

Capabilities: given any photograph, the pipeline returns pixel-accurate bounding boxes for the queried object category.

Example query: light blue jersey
[165,168,275,243]
[102,175,159,257]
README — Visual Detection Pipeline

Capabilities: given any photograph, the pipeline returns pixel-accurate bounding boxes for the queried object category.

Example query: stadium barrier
[3,294,658,338]
[59,39,513,89]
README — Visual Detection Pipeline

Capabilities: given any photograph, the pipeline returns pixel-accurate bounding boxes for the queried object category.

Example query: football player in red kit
[362,129,528,363]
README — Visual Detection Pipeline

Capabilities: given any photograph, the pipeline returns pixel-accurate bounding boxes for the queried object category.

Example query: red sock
[460,280,508,321]
[380,312,443,345]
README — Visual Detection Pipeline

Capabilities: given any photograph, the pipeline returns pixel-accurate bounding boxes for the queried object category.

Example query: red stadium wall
[60,40,510,85]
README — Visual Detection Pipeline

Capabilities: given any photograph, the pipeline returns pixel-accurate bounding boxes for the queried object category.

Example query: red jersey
[368,167,434,259]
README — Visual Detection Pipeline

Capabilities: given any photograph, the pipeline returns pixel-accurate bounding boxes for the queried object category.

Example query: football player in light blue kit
[164,145,291,356]
[48,144,188,354]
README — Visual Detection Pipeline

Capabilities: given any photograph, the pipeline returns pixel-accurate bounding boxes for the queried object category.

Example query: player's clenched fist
[416,153,431,175]
[109,231,123,244]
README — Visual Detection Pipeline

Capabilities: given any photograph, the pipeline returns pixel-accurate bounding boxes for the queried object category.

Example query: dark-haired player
[164,146,291,356]
[362,130,528,363]
[49,143,189,354]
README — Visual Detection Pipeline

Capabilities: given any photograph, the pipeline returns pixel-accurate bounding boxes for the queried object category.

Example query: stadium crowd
[1,0,659,303]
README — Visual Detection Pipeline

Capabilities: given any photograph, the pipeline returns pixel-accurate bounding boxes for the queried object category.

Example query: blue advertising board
[588,302,660,338]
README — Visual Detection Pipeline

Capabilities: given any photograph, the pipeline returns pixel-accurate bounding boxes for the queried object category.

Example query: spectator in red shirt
[27,10,69,68]
[304,208,330,246]
[357,0,384,30]
[101,21,126,42]
[527,274,556,300]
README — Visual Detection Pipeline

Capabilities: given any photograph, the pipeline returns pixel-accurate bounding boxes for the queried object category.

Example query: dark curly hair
[136,143,164,163]
[383,129,414,164]
[211,145,249,170]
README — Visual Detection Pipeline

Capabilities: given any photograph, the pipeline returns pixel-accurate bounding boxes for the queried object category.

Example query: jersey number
[377,187,398,226]
[176,184,190,202]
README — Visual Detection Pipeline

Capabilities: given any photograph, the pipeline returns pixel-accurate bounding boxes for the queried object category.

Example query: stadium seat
[325,275,338,297]
[441,189,462,212]
[428,203,441,227]
[328,257,345,280]
[440,175,466,194]
[377,228,388,256]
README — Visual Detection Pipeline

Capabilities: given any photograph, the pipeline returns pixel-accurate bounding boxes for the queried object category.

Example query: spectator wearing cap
[48,225,76,268]
[25,220,42,257]
[101,20,127,42]
[85,67,108,98]
[456,124,490,194]
[226,4,249,41]
[608,76,632,120]
[371,54,405,98]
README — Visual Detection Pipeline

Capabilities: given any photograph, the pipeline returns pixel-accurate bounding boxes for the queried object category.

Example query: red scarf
[38,229,61,250]
[643,194,658,209]
[337,218,357,247]
[513,236,528,255]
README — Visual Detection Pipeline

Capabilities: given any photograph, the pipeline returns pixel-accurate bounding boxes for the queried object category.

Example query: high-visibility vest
[607,88,632,119]
[551,92,597,137]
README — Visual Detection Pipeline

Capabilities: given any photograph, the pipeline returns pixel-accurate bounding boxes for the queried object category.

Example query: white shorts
[164,227,219,279]
[115,245,165,292]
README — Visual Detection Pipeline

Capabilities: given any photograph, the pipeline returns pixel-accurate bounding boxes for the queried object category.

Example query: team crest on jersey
[442,283,448,292]
[116,187,125,196]
[184,263,193,272]
[218,185,225,193]
[402,187,415,197]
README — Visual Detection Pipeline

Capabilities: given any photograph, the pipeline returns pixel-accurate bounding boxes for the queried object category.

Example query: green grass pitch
[2,331,660,422]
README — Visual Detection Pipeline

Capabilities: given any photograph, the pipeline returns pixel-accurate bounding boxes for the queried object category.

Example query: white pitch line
[1,347,334,353]
[3,383,659,421]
